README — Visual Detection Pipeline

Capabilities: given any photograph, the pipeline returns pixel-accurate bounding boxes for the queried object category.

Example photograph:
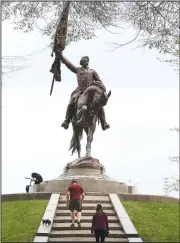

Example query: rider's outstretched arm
[58,52,78,74]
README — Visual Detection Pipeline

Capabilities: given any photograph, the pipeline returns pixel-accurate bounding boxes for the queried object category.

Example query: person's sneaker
[70,223,75,228]
[77,221,81,228]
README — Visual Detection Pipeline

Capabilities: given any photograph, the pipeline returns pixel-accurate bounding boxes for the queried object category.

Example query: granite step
[49,229,125,237]
[56,209,116,216]
[59,199,111,204]
[47,193,128,243]
[59,195,110,202]
[49,237,128,242]
[52,222,122,230]
[60,192,110,196]
[53,215,119,223]
[57,203,113,210]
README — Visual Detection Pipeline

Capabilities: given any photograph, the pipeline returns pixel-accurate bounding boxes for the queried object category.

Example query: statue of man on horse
[58,53,110,131]
[49,2,111,158]
[58,51,111,157]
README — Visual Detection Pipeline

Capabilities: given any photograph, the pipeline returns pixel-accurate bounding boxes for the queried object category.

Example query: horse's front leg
[75,132,81,159]
[86,127,94,157]
[78,149,81,158]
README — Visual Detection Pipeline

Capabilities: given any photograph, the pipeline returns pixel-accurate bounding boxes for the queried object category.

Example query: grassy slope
[2,200,48,242]
[122,201,179,242]
[2,200,179,242]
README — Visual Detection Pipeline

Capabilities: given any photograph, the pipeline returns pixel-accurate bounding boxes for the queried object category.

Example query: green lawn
[2,200,48,242]
[122,201,179,242]
[2,200,179,242]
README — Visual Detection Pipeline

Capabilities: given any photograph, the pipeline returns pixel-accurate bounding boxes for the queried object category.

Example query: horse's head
[92,90,111,114]
[102,90,111,104]
[77,85,111,120]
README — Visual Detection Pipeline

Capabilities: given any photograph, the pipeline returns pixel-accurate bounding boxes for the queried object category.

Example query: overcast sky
[2,20,179,198]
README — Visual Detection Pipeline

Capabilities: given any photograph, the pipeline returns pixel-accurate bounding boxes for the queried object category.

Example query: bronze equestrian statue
[58,52,111,157]
[58,53,110,131]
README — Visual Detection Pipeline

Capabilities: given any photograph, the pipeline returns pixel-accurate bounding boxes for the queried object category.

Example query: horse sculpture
[69,85,111,158]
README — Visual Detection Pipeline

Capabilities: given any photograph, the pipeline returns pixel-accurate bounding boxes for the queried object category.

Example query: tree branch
[108,28,141,51]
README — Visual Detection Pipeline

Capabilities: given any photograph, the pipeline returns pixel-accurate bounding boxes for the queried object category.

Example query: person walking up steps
[66,179,85,228]
[91,204,109,242]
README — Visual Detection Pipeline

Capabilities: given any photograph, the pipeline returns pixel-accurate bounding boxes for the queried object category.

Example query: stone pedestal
[29,156,136,194]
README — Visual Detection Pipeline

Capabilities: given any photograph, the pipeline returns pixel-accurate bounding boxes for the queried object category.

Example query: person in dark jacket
[31,172,43,185]
[91,204,109,242]
[25,185,30,193]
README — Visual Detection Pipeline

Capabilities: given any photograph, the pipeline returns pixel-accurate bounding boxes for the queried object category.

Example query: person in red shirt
[91,204,109,242]
[66,179,85,228]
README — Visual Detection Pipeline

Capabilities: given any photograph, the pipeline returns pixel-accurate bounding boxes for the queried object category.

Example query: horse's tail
[69,126,83,155]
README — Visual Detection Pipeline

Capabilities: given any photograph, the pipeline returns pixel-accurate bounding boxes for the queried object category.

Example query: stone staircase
[48,193,128,242]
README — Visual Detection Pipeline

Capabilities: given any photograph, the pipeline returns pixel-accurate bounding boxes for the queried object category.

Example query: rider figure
[58,52,110,131]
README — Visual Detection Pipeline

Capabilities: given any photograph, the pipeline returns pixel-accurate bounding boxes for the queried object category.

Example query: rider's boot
[61,104,74,129]
[98,107,110,131]
[61,119,70,129]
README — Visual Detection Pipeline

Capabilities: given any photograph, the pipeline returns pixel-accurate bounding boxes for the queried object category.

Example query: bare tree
[110,2,179,71]
[109,2,179,53]
[170,127,180,132]
[1,1,122,46]
[167,128,179,192]
[163,177,169,196]
[2,2,179,52]
[2,56,28,75]
[1,1,122,74]
[2,1,179,69]
[2,45,49,76]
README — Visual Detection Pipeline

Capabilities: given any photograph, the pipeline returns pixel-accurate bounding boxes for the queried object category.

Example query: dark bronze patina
[57,52,111,158]
[59,53,110,131]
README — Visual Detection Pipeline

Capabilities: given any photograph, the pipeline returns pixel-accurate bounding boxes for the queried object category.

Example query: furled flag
[49,1,70,95]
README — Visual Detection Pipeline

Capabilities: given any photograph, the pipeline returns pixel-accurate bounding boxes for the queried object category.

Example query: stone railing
[1,192,179,203]
[1,192,51,202]
[119,194,179,203]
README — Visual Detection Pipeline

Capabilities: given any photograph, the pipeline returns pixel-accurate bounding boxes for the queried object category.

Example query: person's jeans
[95,229,106,242]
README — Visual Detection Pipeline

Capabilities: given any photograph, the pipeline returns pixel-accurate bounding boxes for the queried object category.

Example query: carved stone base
[64,156,105,176]
[67,156,102,169]
[29,156,136,194]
